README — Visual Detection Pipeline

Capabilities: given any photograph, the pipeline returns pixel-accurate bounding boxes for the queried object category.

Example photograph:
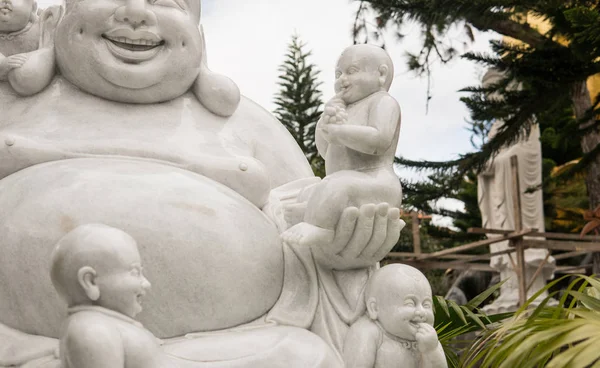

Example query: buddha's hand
[322,94,347,125]
[312,203,405,270]
[415,323,439,353]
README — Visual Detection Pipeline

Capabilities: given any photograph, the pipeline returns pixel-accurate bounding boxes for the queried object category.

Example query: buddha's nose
[115,0,157,28]
[142,276,152,290]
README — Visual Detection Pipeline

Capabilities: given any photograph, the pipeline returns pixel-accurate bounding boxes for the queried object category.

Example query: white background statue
[477,68,555,313]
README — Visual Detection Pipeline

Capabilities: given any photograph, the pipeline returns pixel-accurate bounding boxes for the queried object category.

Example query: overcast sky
[38,0,498,217]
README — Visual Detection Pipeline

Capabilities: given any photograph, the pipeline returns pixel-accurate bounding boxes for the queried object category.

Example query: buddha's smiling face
[55,0,202,103]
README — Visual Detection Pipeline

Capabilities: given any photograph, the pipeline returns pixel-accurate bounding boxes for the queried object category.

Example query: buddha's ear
[77,266,100,301]
[39,5,63,49]
[191,25,241,118]
[378,64,389,89]
[366,297,378,320]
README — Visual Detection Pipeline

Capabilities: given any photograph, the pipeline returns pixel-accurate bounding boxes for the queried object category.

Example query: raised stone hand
[311,203,405,270]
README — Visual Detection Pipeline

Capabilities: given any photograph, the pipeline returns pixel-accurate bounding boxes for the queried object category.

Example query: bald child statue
[0,0,61,95]
[283,44,402,248]
[343,264,447,368]
[50,224,178,368]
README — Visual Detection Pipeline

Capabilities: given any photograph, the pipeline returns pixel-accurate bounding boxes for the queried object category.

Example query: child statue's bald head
[50,224,141,307]
[365,264,432,305]
[339,44,394,91]
[364,264,434,339]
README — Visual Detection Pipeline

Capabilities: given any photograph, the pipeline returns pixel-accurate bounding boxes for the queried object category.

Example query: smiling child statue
[0,0,405,367]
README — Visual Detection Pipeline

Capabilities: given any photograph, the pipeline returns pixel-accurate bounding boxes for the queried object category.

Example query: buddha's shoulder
[231,95,292,139]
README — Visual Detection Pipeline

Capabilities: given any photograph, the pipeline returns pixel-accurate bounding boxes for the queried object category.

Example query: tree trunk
[571,80,600,273]
[571,80,600,209]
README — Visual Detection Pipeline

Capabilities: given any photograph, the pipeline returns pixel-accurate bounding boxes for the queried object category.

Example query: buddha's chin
[100,63,164,90]
[58,46,198,103]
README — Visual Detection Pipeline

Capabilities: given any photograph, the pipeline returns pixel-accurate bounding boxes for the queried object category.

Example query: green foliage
[274,34,325,177]
[354,0,600,209]
[544,160,589,233]
[462,275,600,368]
[433,281,513,367]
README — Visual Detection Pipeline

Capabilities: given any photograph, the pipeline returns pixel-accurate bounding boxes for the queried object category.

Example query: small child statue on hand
[50,224,179,368]
[282,44,402,247]
[0,0,60,95]
[343,264,447,368]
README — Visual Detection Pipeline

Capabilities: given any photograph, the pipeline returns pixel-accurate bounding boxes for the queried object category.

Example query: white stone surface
[477,68,556,313]
[0,1,425,367]
[282,45,402,248]
[0,0,60,95]
[343,264,447,368]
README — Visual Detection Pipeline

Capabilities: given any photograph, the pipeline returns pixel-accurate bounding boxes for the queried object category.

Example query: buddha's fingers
[372,208,403,262]
[329,206,360,255]
[338,204,376,259]
[359,203,389,259]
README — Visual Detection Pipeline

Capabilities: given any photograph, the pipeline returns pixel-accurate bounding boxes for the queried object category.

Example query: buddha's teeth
[108,36,160,46]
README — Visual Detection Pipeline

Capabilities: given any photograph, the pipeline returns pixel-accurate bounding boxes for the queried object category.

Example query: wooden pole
[412,211,421,255]
[510,155,527,306]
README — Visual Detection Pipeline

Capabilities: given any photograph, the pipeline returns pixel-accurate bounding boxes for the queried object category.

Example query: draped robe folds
[477,121,555,281]
[263,178,372,360]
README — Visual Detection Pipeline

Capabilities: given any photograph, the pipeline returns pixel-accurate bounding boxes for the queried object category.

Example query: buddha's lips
[102,34,164,52]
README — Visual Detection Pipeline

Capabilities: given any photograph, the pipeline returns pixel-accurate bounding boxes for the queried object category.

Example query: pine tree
[354,0,600,211]
[274,34,325,178]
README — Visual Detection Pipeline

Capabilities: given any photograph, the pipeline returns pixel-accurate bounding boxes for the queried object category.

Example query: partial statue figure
[57,0,239,117]
[0,0,405,365]
[283,44,402,247]
[50,224,171,368]
[0,0,61,95]
[343,264,447,368]
[477,68,556,313]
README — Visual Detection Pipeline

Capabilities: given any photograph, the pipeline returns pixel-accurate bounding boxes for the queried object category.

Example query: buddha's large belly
[0,158,284,339]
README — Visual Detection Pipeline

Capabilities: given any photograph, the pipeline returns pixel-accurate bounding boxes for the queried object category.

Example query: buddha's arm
[63,321,125,368]
[326,96,400,155]
[250,110,315,188]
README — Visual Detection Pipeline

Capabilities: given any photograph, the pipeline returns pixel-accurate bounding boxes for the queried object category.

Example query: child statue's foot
[281,222,335,248]
[283,203,307,227]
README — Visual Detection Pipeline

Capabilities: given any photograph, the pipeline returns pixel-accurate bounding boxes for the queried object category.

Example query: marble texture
[282,44,402,248]
[0,0,61,95]
[478,68,556,313]
[343,265,447,368]
[0,1,421,367]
